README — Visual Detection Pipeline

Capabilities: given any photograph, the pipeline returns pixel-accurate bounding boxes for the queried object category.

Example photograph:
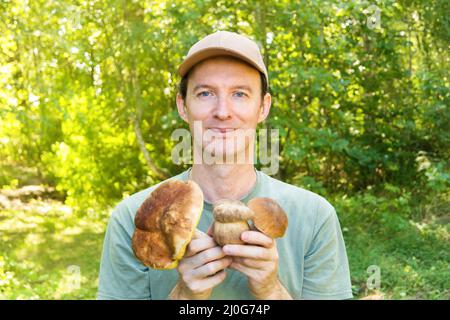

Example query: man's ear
[176,93,189,123]
[257,93,272,123]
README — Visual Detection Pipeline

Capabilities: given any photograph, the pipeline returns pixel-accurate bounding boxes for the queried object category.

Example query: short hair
[178,70,269,101]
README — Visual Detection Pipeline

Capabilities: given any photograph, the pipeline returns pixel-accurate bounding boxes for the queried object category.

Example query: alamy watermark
[365,5,381,30]
[342,5,382,30]
[171,121,280,175]
[66,265,81,291]
[366,265,381,290]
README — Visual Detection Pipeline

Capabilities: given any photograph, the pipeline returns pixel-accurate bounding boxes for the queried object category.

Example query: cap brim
[178,47,266,78]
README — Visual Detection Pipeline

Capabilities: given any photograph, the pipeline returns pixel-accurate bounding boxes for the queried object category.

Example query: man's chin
[201,146,250,165]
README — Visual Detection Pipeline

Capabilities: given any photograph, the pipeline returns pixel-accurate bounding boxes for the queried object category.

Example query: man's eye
[234,91,247,97]
[198,91,211,97]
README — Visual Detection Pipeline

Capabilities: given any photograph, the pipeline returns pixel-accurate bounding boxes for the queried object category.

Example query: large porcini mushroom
[247,197,288,238]
[212,199,254,246]
[132,179,204,269]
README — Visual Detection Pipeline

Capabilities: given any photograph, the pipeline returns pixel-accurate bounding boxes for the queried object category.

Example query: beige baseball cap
[178,31,269,86]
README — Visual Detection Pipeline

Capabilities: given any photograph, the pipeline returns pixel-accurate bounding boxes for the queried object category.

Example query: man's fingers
[193,257,232,278]
[241,231,274,248]
[231,257,269,270]
[194,229,209,239]
[207,223,214,237]
[228,261,256,278]
[185,232,217,258]
[185,246,226,269]
[197,270,227,291]
[196,246,226,265]
[180,270,227,297]
[222,244,273,260]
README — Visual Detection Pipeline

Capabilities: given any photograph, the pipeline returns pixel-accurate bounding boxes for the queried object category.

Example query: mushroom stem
[212,199,254,246]
[213,220,250,246]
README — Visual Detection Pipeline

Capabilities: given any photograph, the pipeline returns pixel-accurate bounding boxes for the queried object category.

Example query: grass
[334,192,450,299]
[0,189,107,299]
[0,185,448,299]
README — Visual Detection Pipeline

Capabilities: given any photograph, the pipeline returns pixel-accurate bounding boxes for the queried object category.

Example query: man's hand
[169,229,232,300]
[223,230,292,300]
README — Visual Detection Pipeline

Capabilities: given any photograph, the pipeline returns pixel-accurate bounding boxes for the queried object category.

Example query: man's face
[176,56,271,164]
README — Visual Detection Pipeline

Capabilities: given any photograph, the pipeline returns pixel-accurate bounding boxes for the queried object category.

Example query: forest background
[0,0,448,299]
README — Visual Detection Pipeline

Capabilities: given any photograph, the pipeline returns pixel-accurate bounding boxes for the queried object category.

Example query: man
[97,31,353,300]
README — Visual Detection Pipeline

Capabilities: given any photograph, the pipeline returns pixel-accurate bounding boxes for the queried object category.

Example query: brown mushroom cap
[213,199,254,223]
[132,179,204,269]
[247,197,288,238]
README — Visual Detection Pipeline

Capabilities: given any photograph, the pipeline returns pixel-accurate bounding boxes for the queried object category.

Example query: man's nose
[213,95,232,120]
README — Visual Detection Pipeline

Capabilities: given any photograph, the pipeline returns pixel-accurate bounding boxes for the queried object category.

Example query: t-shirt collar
[181,167,261,211]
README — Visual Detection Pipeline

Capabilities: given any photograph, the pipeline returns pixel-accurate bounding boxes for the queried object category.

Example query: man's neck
[190,164,257,204]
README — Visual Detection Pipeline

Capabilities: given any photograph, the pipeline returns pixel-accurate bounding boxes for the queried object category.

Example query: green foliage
[333,190,449,299]
[1,0,448,204]
[40,89,152,213]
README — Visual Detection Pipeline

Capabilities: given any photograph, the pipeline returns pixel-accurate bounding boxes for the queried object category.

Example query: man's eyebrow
[192,84,215,92]
[192,84,253,92]
[231,85,253,93]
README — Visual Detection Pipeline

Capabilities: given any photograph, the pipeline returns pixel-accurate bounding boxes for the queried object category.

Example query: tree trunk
[131,71,169,181]
[132,114,169,181]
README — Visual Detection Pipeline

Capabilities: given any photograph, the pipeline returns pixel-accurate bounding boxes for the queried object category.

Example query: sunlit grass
[335,193,450,300]
[0,194,106,299]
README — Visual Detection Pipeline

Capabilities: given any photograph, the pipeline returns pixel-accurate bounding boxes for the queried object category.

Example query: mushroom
[212,199,254,246]
[132,179,204,269]
[247,197,288,238]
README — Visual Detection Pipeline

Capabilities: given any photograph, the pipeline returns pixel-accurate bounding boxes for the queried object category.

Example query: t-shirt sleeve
[301,198,353,300]
[97,203,151,300]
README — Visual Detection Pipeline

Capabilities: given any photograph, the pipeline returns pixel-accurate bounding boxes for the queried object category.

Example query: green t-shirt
[97,168,353,300]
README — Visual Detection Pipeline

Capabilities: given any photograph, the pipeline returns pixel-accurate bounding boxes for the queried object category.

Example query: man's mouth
[209,128,236,133]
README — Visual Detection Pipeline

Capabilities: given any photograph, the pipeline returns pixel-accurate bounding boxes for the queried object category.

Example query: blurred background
[0,0,448,299]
